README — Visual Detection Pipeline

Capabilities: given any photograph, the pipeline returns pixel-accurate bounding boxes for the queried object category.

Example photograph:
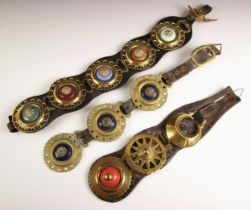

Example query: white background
[0,0,250,210]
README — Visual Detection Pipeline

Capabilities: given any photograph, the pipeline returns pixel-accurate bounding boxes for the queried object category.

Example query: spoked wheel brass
[125,133,167,175]
[89,156,132,201]
[44,133,82,172]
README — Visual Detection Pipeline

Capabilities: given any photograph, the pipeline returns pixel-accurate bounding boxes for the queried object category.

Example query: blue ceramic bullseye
[97,114,117,131]
[140,84,159,101]
[20,104,41,123]
[95,65,114,82]
[53,143,72,161]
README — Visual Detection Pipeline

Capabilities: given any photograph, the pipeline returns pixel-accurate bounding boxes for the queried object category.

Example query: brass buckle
[191,45,219,67]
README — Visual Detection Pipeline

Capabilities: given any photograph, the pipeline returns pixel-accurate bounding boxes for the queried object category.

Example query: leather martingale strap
[8,5,215,133]
[88,87,240,202]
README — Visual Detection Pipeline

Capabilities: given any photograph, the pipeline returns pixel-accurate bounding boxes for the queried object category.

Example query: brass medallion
[86,59,123,90]
[49,77,86,109]
[44,133,82,172]
[88,156,132,201]
[12,98,50,133]
[120,40,156,70]
[130,74,168,111]
[87,103,127,142]
[125,133,167,175]
[150,21,187,50]
[165,112,204,148]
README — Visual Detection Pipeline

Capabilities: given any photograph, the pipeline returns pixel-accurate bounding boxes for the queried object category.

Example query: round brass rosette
[86,59,123,90]
[48,77,86,110]
[87,103,127,142]
[12,98,50,133]
[150,21,186,50]
[44,133,82,172]
[131,74,168,111]
[88,156,132,201]
[125,133,167,175]
[165,112,203,148]
[120,40,156,70]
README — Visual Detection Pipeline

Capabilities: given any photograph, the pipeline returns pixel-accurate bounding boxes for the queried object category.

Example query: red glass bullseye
[57,83,79,101]
[99,166,121,188]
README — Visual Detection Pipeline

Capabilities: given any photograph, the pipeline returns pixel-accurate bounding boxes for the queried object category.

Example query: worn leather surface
[91,87,240,202]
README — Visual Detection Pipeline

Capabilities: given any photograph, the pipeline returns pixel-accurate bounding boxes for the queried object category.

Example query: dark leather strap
[8,4,214,133]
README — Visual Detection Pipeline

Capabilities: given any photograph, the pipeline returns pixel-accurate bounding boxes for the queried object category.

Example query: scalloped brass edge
[43,133,82,172]
[85,59,124,90]
[87,102,127,142]
[130,73,168,111]
[48,77,86,110]
[150,21,186,50]
[120,39,157,70]
[12,98,50,133]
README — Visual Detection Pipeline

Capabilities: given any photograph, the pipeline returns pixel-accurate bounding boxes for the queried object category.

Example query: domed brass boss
[86,59,123,90]
[44,133,82,172]
[125,133,167,175]
[12,98,50,133]
[165,112,204,148]
[120,40,156,70]
[49,77,86,109]
[88,156,132,201]
[87,103,127,142]
[150,21,187,50]
[130,74,168,111]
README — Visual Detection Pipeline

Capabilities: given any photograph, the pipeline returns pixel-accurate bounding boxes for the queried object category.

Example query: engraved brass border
[86,59,123,90]
[49,77,86,110]
[12,98,50,133]
[87,103,127,142]
[88,156,132,201]
[44,133,82,172]
[131,74,168,111]
[120,39,156,70]
[150,21,186,50]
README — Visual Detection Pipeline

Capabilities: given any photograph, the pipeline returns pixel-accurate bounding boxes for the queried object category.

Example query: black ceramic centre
[140,84,159,101]
[179,117,198,137]
[53,143,72,161]
[97,114,117,131]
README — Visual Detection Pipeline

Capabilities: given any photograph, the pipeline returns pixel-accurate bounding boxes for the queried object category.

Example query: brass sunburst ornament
[125,133,167,174]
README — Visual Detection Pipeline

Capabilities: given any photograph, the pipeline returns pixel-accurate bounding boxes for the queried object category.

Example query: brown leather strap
[120,99,136,115]
[75,129,93,146]
[162,44,221,86]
